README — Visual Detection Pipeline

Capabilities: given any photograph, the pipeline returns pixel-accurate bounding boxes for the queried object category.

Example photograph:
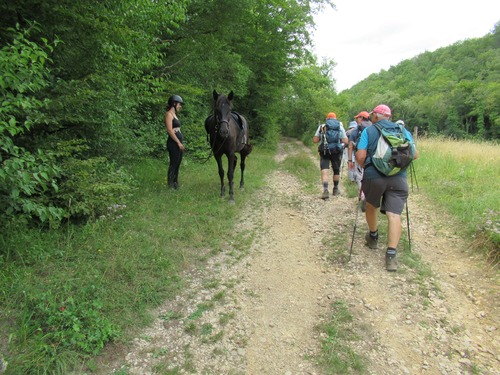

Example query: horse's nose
[219,122,229,137]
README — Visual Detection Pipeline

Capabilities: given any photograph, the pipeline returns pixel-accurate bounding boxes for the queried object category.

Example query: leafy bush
[0,24,64,226]
[53,140,136,222]
[8,287,119,373]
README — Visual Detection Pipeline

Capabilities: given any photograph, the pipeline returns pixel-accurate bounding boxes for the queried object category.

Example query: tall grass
[0,148,275,373]
[415,136,499,259]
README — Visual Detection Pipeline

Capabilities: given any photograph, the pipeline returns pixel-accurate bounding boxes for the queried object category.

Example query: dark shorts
[319,153,342,174]
[362,176,408,214]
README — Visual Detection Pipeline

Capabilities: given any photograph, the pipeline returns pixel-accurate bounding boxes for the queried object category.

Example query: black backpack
[318,119,343,155]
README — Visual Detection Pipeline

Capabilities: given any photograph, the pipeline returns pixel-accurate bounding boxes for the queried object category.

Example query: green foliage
[7,288,118,374]
[339,26,500,140]
[53,140,136,222]
[0,24,63,226]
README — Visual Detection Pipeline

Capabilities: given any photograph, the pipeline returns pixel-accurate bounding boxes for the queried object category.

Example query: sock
[370,230,378,240]
[386,247,397,257]
[323,182,328,191]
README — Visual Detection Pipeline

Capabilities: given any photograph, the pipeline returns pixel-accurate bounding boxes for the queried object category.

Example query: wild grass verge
[416,136,499,263]
[0,147,275,374]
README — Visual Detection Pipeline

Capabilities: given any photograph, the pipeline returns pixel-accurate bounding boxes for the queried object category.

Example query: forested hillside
[334,25,500,140]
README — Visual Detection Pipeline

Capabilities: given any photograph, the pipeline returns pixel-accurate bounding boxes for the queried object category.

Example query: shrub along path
[96,138,499,374]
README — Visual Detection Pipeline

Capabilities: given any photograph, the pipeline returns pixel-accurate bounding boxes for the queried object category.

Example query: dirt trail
[99,138,499,374]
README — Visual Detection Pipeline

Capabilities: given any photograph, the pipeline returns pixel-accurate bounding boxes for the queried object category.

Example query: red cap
[371,104,392,117]
[326,112,337,119]
[354,111,370,119]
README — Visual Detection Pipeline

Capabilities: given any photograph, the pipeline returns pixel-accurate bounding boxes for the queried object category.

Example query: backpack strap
[363,124,382,169]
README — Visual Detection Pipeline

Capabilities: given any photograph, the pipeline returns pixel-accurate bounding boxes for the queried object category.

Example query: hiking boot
[361,199,366,212]
[385,253,398,272]
[365,231,378,249]
[321,189,329,200]
[332,188,340,196]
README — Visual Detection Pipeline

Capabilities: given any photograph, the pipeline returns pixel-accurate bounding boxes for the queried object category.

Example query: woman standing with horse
[165,94,185,190]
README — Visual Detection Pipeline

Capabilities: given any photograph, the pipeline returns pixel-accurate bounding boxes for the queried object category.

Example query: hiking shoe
[385,254,398,272]
[321,190,329,200]
[361,199,366,212]
[365,232,378,249]
[332,188,340,196]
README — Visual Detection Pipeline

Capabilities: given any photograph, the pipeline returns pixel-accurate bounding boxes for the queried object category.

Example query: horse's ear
[213,90,219,100]
[228,91,234,101]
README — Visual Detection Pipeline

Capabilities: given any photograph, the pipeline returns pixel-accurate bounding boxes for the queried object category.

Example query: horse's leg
[227,154,236,203]
[239,154,246,190]
[215,155,225,197]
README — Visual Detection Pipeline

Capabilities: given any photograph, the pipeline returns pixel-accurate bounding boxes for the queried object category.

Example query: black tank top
[172,118,181,129]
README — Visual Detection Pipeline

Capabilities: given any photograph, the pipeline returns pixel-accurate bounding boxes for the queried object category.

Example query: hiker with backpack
[313,112,348,199]
[348,111,372,211]
[355,104,419,271]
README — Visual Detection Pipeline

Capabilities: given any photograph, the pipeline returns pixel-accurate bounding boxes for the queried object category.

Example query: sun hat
[354,111,370,119]
[326,112,337,119]
[348,121,357,129]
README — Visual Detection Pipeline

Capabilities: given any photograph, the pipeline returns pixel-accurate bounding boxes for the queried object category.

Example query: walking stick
[406,199,411,252]
[410,162,419,191]
[349,186,363,261]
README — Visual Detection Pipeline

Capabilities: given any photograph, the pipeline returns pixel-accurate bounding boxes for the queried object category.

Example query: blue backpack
[318,119,343,155]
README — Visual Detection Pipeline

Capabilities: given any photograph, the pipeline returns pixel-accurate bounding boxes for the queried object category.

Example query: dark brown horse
[205,90,252,204]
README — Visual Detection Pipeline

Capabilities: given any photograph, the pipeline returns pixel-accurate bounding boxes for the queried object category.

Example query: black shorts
[319,153,342,173]
[362,176,408,214]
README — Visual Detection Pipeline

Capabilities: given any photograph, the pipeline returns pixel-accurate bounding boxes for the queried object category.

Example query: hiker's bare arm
[413,148,419,160]
[355,149,366,168]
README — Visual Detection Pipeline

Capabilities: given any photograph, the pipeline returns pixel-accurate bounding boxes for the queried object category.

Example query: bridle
[201,114,229,164]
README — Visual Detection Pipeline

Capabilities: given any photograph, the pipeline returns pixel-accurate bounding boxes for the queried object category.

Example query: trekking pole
[411,162,419,191]
[349,186,363,261]
[406,199,411,252]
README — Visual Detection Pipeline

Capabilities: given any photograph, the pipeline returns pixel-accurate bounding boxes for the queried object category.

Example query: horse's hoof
[229,198,235,205]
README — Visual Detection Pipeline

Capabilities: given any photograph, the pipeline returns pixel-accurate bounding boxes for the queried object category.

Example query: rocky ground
[97,138,499,375]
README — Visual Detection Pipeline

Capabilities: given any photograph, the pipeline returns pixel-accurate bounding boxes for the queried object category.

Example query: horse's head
[213,90,234,138]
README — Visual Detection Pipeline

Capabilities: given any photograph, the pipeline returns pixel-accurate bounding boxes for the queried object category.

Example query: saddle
[232,112,248,145]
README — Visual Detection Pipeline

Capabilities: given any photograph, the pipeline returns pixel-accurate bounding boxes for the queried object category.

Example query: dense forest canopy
[0,1,498,227]
[336,24,500,140]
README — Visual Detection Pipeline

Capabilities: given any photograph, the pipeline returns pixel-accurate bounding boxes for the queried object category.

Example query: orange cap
[354,111,370,119]
[326,112,337,119]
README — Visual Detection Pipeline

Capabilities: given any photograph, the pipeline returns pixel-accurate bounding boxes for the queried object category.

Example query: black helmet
[168,94,184,106]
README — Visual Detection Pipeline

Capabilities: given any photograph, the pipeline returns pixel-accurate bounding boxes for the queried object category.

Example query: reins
[200,118,228,164]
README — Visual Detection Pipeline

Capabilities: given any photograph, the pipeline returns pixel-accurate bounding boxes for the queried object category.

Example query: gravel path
[98,138,499,375]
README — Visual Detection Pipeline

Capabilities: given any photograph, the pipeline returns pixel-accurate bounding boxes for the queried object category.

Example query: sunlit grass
[415,136,499,259]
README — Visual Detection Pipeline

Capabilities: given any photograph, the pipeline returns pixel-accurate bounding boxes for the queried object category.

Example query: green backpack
[371,123,414,176]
